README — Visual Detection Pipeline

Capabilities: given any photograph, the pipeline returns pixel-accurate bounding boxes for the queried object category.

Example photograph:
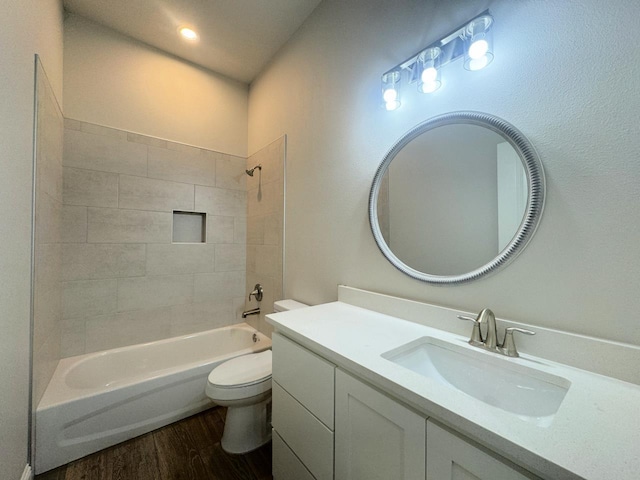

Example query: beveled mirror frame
[369,111,545,285]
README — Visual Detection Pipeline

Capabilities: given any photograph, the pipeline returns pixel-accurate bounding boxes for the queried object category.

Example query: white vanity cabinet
[335,369,426,480]
[334,369,536,480]
[271,333,335,480]
[273,333,540,480]
[426,421,539,480]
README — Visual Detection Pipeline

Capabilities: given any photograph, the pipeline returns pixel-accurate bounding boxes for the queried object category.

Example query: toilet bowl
[206,350,273,453]
[206,299,308,454]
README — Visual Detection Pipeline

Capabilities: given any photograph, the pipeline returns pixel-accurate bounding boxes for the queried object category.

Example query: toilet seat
[206,350,272,401]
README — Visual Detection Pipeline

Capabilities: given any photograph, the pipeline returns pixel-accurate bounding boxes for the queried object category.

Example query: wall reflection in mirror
[377,124,526,275]
[369,112,545,285]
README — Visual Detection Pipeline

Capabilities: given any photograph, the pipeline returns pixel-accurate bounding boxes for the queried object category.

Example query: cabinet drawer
[272,430,316,480]
[272,333,335,429]
[272,382,334,480]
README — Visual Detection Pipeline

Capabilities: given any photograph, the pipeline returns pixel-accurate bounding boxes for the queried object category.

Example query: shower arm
[246,164,262,176]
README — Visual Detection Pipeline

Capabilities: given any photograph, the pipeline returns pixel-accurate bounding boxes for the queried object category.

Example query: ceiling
[63,0,322,84]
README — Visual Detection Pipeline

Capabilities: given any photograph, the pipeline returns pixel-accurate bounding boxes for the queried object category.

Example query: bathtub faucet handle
[249,284,263,302]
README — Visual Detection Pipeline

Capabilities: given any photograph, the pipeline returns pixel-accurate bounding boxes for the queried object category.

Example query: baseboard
[20,464,33,480]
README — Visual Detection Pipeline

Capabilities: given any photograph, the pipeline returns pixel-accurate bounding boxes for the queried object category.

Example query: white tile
[194,271,245,302]
[255,244,282,277]
[234,217,247,244]
[233,296,246,322]
[169,300,235,336]
[146,244,215,275]
[32,333,60,407]
[62,244,146,281]
[247,216,265,245]
[247,137,284,185]
[63,167,119,207]
[216,154,247,191]
[215,244,246,272]
[127,132,168,148]
[246,245,257,273]
[87,207,172,243]
[63,278,118,319]
[263,212,283,246]
[80,122,128,139]
[62,205,87,243]
[117,275,194,311]
[60,317,86,357]
[36,192,62,244]
[64,118,82,131]
[84,307,173,353]
[148,145,216,186]
[119,175,194,212]
[206,216,235,244]
[64,128,147,176]
[247,179,283,218]
[195,185,246,217]
[37,148,63,203]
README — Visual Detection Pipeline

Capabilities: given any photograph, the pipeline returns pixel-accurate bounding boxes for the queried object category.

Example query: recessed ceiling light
[178,26,198,41]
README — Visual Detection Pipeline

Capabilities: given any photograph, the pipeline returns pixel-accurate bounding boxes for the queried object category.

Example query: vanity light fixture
[381,11,494,110]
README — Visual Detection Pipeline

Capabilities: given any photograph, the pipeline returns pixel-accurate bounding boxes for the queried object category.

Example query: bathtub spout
[242,308,260,318]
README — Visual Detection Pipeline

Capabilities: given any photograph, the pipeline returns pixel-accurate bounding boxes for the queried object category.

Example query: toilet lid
[208,350,272,388]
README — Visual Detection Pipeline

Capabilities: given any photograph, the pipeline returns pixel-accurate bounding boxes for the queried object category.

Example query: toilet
[206,299,308,454]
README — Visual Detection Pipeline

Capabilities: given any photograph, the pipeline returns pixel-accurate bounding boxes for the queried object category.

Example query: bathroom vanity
[267,287,640,480]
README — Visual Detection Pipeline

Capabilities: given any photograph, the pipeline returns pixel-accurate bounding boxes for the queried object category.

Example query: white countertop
[267,301,640,480]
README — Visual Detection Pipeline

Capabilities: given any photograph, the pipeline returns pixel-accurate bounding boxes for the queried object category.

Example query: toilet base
[221,397,272,454]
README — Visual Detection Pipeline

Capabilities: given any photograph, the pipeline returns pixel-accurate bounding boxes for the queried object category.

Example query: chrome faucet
[458,308,535,358]
[242,307,260,318]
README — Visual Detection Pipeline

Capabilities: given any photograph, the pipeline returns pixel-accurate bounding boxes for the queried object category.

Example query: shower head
[246,164,262,176]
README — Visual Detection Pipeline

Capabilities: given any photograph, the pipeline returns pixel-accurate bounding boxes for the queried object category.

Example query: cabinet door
[426,421,538,480]
[335,369,426,480]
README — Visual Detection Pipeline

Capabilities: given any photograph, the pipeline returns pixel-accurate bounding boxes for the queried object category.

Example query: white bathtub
[35,322,271,473]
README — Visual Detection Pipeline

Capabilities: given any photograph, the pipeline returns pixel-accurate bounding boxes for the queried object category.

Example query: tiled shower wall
[244,137,285,336]
[61,119,248,356]
[33,58,64,407]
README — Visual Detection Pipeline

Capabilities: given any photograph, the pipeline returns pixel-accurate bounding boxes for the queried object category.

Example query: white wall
[249,0,640,346]
[0,1,63,478]
[64,14,249,157]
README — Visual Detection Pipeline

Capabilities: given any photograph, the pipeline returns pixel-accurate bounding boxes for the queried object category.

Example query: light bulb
[464,15,493,71]
[468,39,489,59]
[179,27,198,41]
[420,81,440,94]
[467,56,489,71]
[381,70,401,110]
[383,88,398,103]
[421,67,438,83]
[385,100,400,111]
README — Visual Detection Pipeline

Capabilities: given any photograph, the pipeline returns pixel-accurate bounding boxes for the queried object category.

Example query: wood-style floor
[36,407,273,480]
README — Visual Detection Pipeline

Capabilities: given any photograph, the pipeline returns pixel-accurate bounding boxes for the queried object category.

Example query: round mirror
[369,111,545,284]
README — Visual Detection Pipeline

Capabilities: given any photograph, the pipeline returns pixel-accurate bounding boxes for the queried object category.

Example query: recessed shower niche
[172,211,207,243]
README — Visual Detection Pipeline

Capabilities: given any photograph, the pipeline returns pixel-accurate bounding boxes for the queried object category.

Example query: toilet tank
[273,299,308,313]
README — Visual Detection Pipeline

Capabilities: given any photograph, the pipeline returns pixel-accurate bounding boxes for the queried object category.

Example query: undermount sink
[382,336,570,427]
